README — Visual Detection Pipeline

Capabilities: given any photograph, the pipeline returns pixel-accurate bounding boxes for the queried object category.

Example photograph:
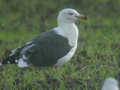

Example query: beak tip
[80,15,88,20]
[84,16,88,20]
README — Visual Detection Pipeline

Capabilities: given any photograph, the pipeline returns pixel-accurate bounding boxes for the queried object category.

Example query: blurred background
[0,0,120,53]
[0,0,120,89]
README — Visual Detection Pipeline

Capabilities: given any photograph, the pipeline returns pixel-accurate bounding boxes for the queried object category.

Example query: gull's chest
[54,24,79,47]
[63,25,78,46]
[54,24,79,66]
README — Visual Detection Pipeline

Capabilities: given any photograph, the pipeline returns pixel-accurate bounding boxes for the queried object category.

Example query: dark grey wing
[21,30,72,67]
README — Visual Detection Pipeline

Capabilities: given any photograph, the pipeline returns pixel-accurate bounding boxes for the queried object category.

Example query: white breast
[54,23,79,66]
[54,23,78,46]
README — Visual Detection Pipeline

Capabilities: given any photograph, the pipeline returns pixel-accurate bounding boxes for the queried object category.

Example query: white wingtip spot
[7,61,10,64]
[18,58,28,68]
[15,60,18,63]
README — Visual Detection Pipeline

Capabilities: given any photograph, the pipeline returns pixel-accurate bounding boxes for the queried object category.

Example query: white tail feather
[18,58,28,68]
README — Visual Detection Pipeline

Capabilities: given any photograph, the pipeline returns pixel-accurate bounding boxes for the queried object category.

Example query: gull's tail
[102,78,119,90]
[0,42,32,67]
[0,47,22,66]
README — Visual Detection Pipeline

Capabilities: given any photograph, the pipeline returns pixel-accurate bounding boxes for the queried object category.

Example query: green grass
[0,16,120,90]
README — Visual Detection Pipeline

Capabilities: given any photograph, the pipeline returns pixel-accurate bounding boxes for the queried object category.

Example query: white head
[57,8,87,25]
[102,78,119,90]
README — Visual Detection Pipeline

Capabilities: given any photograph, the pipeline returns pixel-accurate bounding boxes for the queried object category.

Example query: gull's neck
[54,22,79,46]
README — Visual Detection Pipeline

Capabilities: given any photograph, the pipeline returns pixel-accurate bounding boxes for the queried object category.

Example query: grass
[0,16,120,90]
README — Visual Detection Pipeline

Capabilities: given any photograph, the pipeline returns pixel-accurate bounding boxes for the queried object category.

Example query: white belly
[55,44,77,66]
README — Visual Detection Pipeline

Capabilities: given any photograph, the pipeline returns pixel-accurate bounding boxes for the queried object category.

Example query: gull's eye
[68,13,74,15]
